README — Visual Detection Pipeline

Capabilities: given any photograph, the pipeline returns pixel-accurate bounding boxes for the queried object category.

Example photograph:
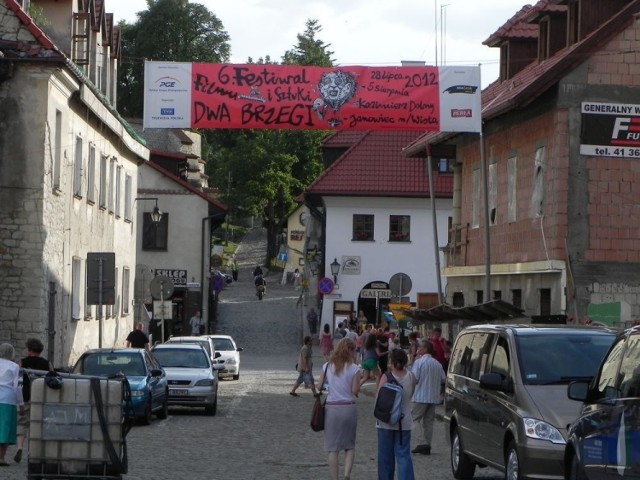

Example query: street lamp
[135,197,163,224]
[330,258,341,284]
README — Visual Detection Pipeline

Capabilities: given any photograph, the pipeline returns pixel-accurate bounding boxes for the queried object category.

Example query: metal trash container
[28,374,129,480]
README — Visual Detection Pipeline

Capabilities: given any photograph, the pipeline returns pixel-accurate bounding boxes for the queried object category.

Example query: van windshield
[516,332,615,385]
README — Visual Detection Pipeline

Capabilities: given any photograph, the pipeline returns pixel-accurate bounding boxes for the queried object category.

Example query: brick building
[404,0,640,324]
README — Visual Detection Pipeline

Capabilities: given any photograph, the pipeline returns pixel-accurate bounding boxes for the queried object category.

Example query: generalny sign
[581,101,640,158]
[143,62,481,133]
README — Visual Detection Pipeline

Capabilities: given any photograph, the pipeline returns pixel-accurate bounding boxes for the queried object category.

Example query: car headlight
[226,358,236,365]
[523,418,565,444]
[195,379,214,386]
[130,390,145,397]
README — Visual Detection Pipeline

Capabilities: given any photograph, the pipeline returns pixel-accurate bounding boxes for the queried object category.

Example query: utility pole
[225,171,232,245]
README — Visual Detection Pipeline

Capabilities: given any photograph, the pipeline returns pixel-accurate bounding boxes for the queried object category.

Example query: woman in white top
[318,337,362,480]
[376,348,416,480]
[0,343,24,466]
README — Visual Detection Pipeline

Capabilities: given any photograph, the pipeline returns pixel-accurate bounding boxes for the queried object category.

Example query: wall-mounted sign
[341,256,361,275]
[290,230,304,241]
[580,101,640,158]
[154,269,187,286]
[360,289,393,299]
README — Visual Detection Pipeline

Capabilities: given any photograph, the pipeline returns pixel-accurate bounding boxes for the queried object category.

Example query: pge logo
[160,108,175,115]
[155,76,181,89]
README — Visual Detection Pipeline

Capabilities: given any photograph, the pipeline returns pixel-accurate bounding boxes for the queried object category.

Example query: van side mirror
[567,380,589,401]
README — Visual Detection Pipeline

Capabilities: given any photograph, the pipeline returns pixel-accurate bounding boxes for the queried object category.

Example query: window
[452,292,464,307]
[476,290,483,304]
[108,158,115,213]
[124,174,132,221]
[352,214,374,241]
[490,336,511,380]
[568,1,580,45]
[115,166,122,217]
[619,335,640,398]
[122,267,130,315]
[540,288,551,316]
[87,144,96,203]
[596,338,625,398]
[142,213,168,250]
[73,136,83,197]
[84,259,92,320]
[53,110,62,190]
[389,215,410,242]
[489,162,497,225]
[530,145,546,218]
[500,43,509,81]
[451,332,495,380]
[99,154,107,208]
[72,257,82,320]
[472,167,480,228]
[507,156,517,223]
[538,18,549,60]
[512,289,522,309]
[493,290,502,300]
[113,267,119,317]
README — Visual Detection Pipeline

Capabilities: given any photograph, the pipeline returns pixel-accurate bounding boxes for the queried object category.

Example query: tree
[118,0,230,118]
[204,19,333,265]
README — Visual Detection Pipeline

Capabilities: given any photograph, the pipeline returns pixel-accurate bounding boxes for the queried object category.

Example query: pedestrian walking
[0,343,25,467]
[15,339,53,464]
[317,338,362,480]
[231,259,238,281]
[126,322,150,350]
[307,307,319,336]
[410,340,445,455]
[289,336,319,397]
[407,331,420,365]
[320,323,334,361]
[376,348,416,480]
[189,311,204,336]
[430,327,449,367]
[359,330,387,388]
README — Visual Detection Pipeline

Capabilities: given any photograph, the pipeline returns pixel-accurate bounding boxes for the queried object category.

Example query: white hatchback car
[206,335,242,380]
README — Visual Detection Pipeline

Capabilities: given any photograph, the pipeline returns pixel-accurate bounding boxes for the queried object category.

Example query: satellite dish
[150,275,174,300]
[389,273,412,297]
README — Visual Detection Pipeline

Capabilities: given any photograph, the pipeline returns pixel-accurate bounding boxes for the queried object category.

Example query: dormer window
[539,18,550,60]
[567,0,580,45]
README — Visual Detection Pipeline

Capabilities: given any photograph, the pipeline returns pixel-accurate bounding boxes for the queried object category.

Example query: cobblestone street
[4,229,502,480]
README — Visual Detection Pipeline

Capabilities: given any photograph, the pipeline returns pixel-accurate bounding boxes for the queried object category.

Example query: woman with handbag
[317,337,362,480]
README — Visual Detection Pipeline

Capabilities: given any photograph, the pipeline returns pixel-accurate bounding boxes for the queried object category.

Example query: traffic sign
[318,277,335,295]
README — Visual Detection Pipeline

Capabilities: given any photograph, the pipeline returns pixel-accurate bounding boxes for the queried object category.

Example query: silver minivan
[444,324,616,480]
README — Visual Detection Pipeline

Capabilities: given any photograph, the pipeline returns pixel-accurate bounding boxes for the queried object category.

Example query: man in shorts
[289,336,319,398]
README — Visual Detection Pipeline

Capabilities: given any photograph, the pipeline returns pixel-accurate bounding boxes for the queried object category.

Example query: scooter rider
[253,265,263,281]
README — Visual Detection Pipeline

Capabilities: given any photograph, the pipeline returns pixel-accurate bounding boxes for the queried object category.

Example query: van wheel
[506,441,521,480]
[451,427,476,479]
[569,453,587,480]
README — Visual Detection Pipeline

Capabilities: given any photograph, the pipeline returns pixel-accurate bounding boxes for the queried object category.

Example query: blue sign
[318,277,335,295]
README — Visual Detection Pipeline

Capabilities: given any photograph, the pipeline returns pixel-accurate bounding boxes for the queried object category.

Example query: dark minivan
[564,324,640,480]
[444,324,616,480]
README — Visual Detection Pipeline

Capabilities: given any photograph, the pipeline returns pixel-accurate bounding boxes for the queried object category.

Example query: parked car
[151,343,221,416]
[214,270,233,284]
[165,335,220,365]
[71,348,168,425]
[564,325,640,480]
[206,334,242,380]
[444,324,616,480]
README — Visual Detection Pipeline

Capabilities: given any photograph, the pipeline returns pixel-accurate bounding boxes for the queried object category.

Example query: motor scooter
[256,284,266,300]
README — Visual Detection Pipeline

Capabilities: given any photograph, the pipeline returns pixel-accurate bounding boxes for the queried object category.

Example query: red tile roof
[307,131,453,198]
[484,4,538,47]
[4,0,59,52]
[322,131,368,147]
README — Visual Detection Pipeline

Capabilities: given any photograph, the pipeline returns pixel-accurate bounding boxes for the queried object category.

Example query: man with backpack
[410,339,446,455]
[374,348,416,480]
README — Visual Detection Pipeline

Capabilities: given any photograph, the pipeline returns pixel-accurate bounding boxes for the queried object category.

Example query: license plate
[169,389,189,396]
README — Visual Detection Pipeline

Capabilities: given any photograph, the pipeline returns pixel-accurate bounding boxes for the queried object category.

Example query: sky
[111,0,522,88]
